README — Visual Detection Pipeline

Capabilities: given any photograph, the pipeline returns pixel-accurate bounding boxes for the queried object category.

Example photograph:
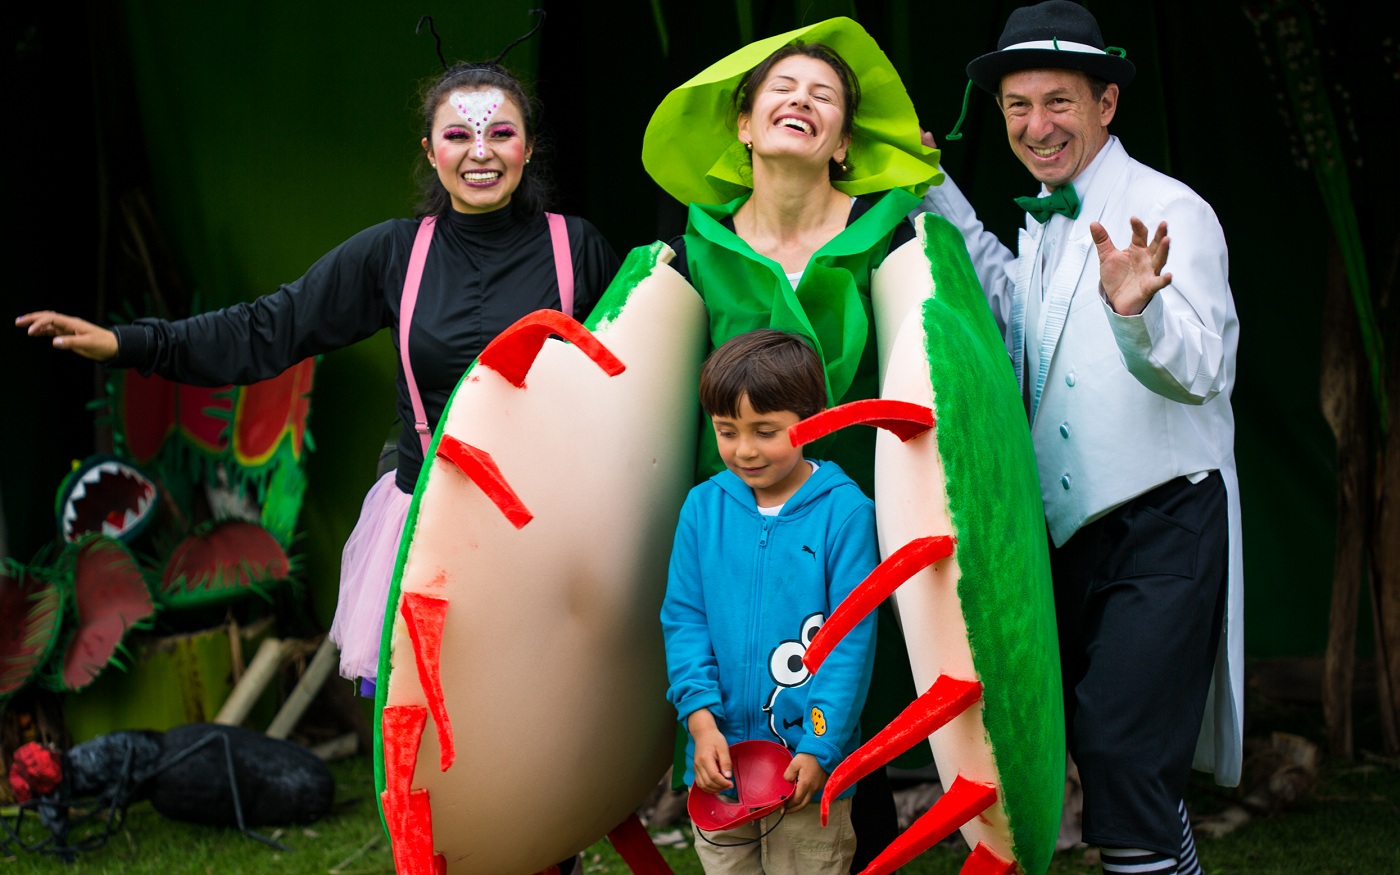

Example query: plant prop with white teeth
[55,456,158,545]
[0,357,316,703]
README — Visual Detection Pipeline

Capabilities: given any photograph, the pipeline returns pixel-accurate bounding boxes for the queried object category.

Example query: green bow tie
[1015,183,1080,224]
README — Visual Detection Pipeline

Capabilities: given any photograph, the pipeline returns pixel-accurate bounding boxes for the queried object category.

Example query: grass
[3,695,1397,873]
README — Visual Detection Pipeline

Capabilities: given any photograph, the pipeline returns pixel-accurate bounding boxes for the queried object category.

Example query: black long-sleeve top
[111,204,621,492]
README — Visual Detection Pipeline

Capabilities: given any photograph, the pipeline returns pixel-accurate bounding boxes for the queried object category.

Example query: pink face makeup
[449,88,506,158]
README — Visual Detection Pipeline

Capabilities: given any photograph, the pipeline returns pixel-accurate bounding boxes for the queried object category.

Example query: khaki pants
[693,796,856,875]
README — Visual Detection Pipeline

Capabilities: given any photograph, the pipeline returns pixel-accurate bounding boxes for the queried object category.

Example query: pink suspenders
[399,212,574,457]
[546,212,574,319]
[399,216,438,457]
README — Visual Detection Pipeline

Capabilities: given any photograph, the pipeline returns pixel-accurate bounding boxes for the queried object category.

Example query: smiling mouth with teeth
[779,118,814,136]
[463,170,502,182]
[1030,143,1066,157]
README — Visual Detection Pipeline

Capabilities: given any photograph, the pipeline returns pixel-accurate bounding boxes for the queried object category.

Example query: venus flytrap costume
[369,16,1062,875]
[647,16,1061,875]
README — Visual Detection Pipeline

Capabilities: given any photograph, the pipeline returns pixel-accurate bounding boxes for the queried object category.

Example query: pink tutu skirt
[330,472,413,682]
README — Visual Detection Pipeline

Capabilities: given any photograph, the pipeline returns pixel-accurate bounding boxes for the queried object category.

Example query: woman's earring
[745,142,752,152]
[526,158,531,165]
[839,161,848,172]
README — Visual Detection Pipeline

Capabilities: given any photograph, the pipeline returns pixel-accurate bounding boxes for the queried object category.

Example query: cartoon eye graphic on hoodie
[769,612,825,688]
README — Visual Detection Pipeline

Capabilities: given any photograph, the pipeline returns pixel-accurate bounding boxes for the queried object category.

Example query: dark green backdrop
[4,1,1379,658]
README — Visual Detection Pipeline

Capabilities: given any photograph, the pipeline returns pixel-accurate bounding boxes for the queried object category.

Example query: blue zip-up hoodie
[661,460,879,795]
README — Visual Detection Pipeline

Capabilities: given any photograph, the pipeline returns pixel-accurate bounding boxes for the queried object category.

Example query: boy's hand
[782,753,827,813]
[687,710,734,795]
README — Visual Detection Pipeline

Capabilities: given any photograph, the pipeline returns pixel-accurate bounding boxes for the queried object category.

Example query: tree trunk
[1321,235,1371,758]
[1370,229,1400,755]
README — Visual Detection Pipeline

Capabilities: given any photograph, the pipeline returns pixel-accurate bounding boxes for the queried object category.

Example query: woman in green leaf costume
[644,18,1063,875]
[644,16,942,867]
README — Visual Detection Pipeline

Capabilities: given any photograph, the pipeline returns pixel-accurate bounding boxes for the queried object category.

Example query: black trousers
[1050,473,1228,856]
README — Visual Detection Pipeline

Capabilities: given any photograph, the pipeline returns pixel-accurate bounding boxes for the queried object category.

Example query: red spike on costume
[478,309,626,387]
[804,536,956,673]
[960,842,1017,875]
[436,435,534,529]
[382,706,427,801]
[856,776,998,875]
[822,676,982,823]
[607,812,676,874]
[401,593,455,771]
[380,706,435,875]
[377,787,436,875]
[788,398,935,447]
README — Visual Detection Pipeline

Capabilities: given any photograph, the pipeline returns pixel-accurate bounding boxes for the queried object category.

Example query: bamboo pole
[214,637,288,726]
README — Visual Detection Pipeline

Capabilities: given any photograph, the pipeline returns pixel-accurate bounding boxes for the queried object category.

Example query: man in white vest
[920,3,1242,874]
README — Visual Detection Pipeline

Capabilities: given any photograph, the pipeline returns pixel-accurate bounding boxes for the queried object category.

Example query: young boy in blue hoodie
[661,329,880,874]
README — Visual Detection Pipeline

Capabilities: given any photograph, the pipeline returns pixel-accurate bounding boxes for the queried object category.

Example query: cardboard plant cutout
[0,567,64,706]
[159,520,291,611]
[0,357,318,705]
[54,456,158,544]
[39,536,155,694]
[108,358,316,548]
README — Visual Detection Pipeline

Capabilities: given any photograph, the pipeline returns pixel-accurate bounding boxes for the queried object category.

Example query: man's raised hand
[1091,217,1171,316]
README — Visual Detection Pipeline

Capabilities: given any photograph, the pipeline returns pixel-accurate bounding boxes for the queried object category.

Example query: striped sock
[1100,847,1178,874]
[1176,800,1202,875]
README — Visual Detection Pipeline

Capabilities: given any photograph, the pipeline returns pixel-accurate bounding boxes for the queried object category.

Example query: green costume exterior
[913,213,1063,873]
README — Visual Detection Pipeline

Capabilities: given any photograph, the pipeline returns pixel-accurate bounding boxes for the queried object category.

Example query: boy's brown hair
[699,330,826,421]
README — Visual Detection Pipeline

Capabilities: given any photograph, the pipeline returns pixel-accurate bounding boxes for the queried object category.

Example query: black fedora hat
[966,0,1135,93]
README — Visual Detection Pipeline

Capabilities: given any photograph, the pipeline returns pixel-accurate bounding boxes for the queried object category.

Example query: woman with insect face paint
[16,14,621,690]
